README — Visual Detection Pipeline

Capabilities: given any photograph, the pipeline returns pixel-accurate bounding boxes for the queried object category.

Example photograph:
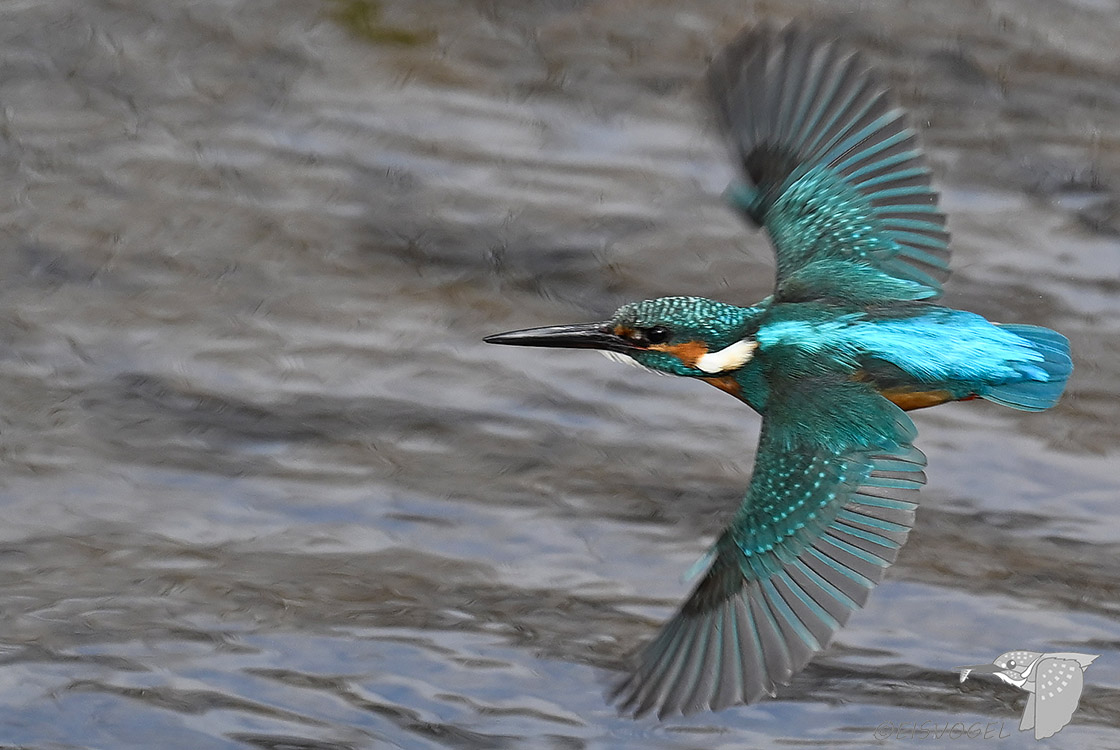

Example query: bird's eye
[644,326,670,345]
[1008,660,1016,668]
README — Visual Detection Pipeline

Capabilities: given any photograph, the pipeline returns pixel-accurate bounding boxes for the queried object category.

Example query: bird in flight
[485,23,1072,718]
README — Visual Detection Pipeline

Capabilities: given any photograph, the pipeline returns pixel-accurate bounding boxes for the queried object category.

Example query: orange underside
[700,380,968,409]
[880,387,961,411]
[694,356,973,411]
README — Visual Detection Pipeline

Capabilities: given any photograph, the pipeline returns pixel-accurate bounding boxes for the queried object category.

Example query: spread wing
[610,377,926,717]
[708,24,951,304]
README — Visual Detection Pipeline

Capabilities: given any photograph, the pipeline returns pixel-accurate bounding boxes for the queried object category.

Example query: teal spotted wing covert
[611,378,925,717]
[708,24,951,304]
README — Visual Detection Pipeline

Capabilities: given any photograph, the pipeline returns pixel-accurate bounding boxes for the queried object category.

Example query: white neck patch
[696,339,757,374]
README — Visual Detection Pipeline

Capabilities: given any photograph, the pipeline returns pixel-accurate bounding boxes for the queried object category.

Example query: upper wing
[610,377,926,718]
[708,24,951,304]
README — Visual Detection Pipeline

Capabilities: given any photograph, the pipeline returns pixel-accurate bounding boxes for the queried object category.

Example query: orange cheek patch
[650,340,709,367]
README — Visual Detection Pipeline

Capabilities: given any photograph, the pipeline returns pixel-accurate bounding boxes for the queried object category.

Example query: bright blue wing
[610,378,925,717]
[708,24,951,304]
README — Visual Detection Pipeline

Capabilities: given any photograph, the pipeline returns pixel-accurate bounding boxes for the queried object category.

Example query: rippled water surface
[2,1,1119,747]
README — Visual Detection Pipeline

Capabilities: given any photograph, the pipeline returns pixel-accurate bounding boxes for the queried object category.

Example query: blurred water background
[1,0,1119,747]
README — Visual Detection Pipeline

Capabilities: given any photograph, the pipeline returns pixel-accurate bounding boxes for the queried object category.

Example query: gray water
[2,1,1119,748]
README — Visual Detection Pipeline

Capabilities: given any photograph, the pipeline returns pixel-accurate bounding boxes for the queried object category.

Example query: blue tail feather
[983,325,1072,412]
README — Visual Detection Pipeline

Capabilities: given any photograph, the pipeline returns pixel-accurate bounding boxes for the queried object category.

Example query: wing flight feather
[708,24,951,304]
[611,378,925,717]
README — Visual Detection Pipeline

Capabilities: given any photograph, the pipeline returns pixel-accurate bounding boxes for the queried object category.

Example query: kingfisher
[957,650,1098,739]
[485,24,1072,718]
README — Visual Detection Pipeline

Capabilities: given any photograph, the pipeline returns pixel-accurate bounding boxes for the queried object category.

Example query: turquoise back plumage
[756,306,1069,393]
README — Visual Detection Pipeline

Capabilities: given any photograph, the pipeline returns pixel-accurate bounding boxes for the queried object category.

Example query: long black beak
[484,322,634,353]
